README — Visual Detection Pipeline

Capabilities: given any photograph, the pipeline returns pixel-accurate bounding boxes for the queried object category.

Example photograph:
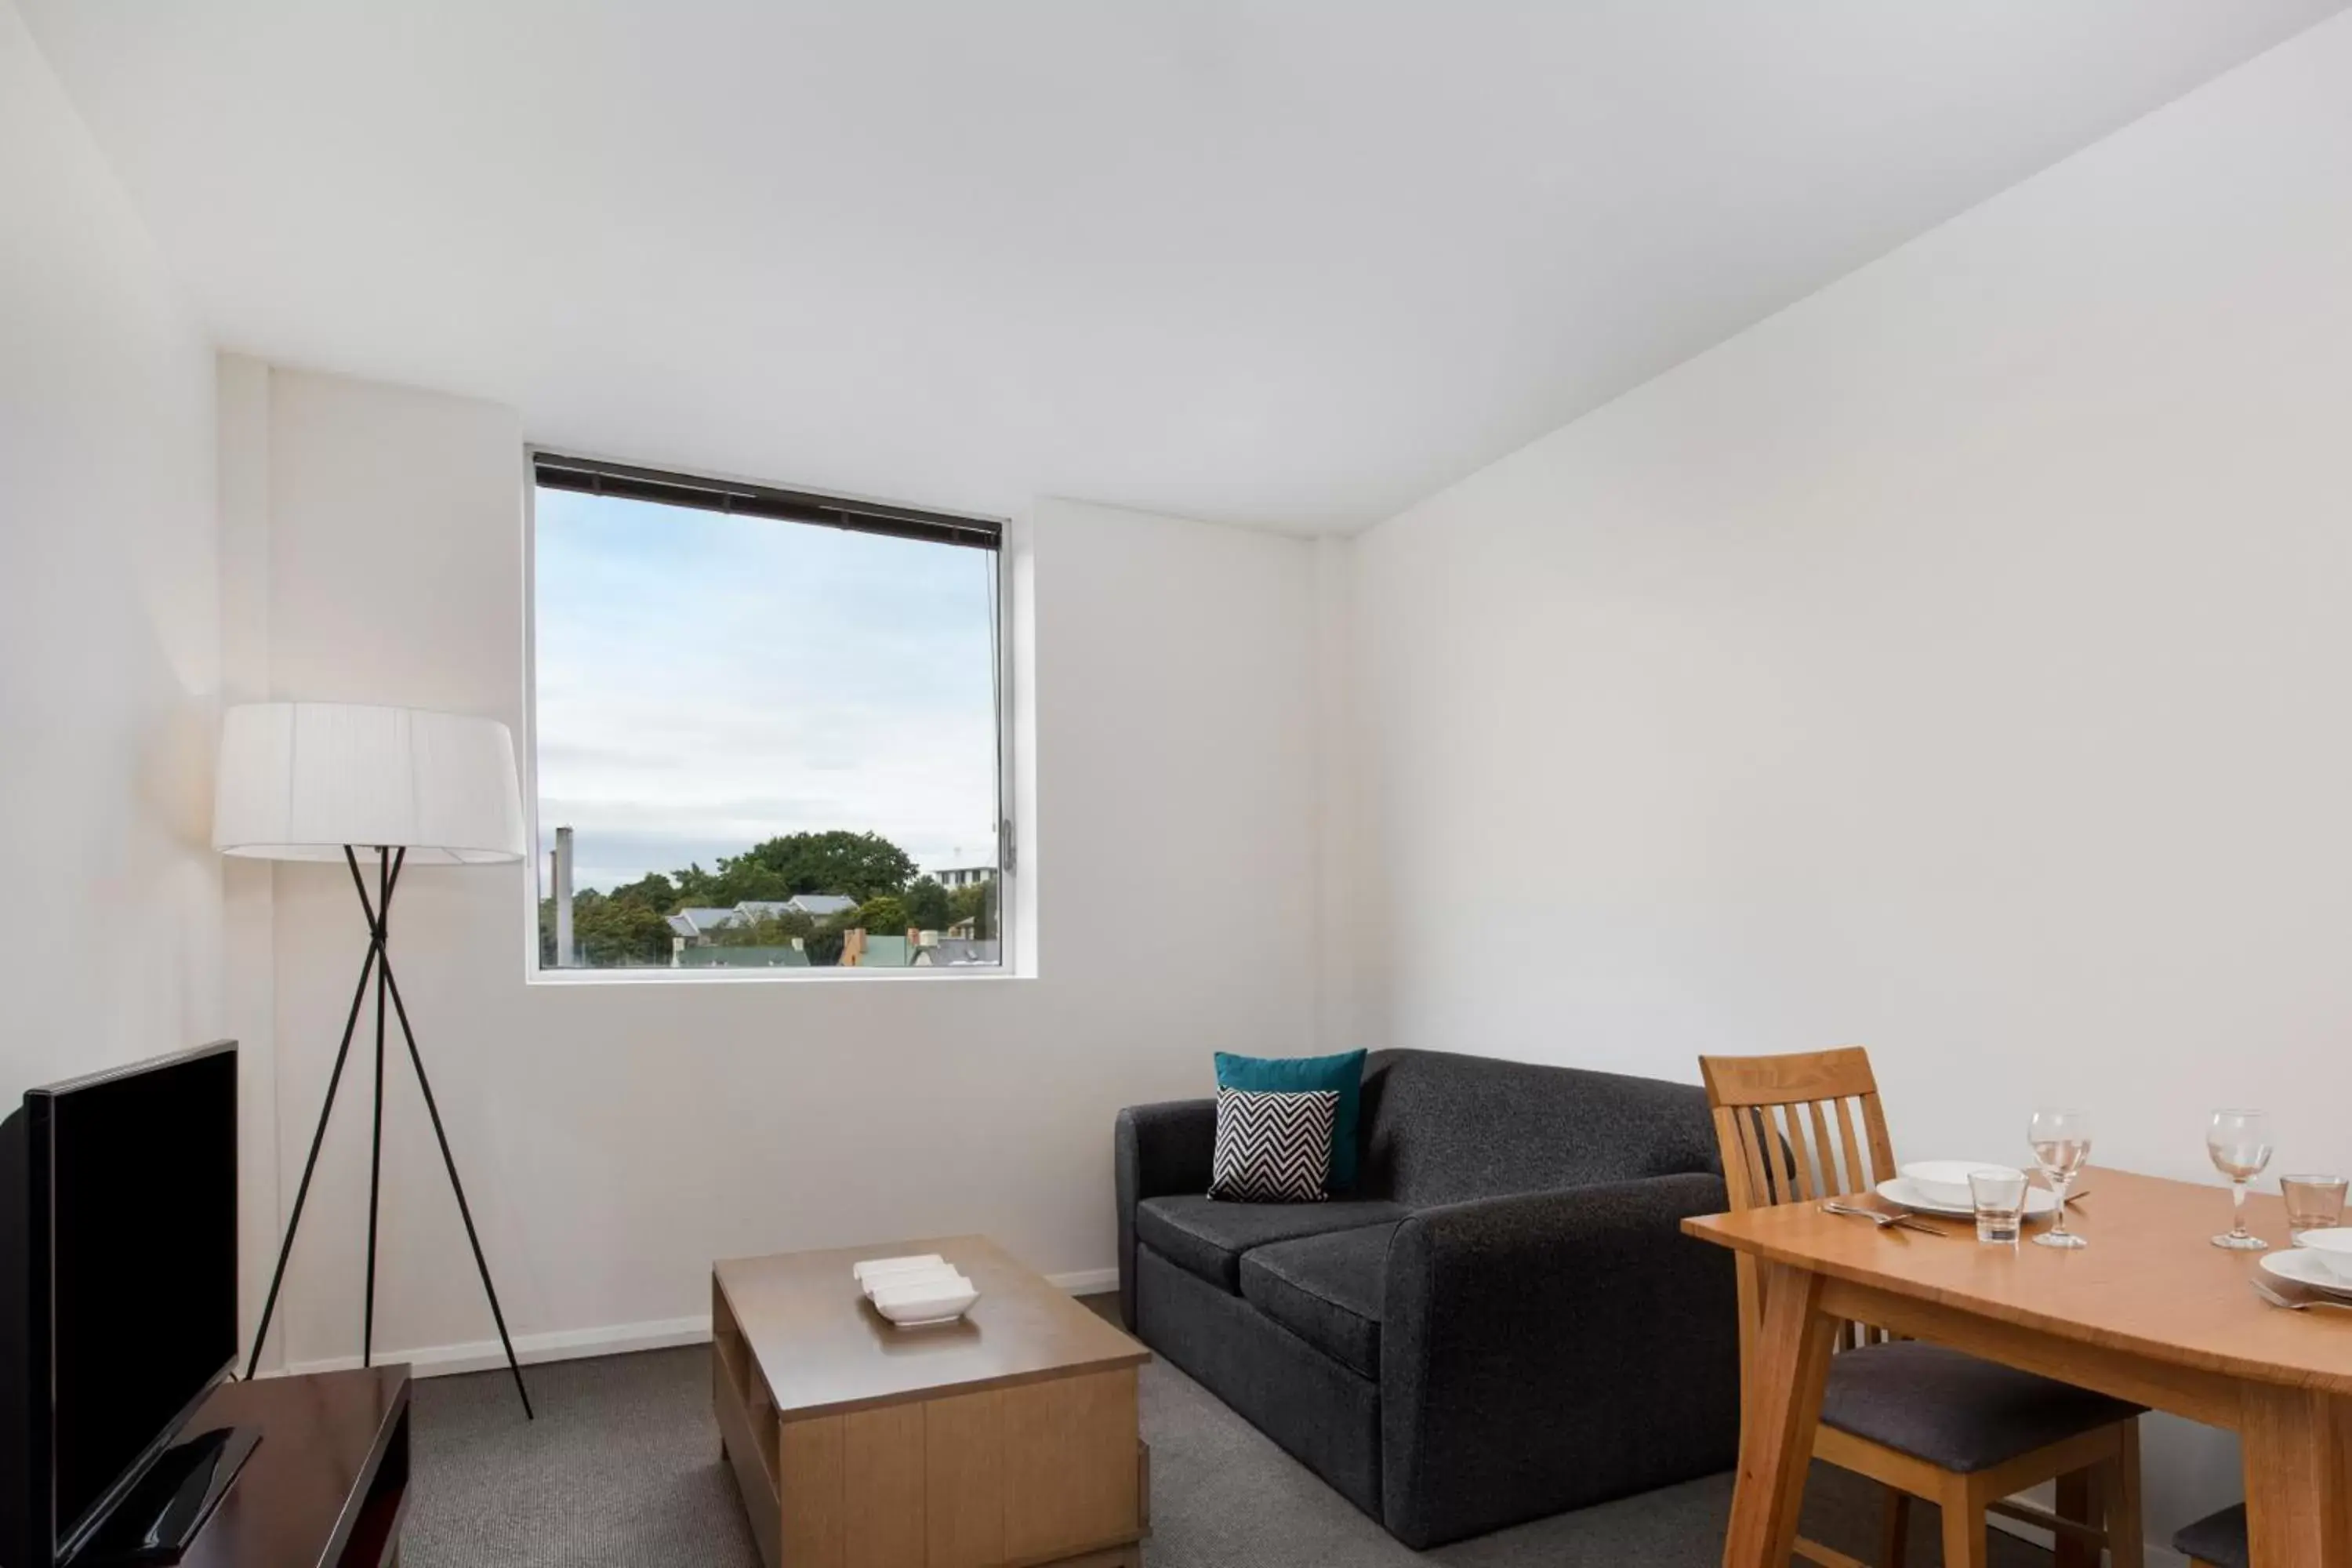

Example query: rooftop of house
[665,897,858,939]
[667,907,742,938]
[786,893,857,917]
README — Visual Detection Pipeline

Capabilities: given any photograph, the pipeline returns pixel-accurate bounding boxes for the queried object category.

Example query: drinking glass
[2206,1109,2274,1250]
[1969,1167,2028,1245]
[2027,1109,2092,1250]
[2280,1174,2347,1242]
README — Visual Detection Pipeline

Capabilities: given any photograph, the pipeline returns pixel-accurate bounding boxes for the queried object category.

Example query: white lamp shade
[213,702,526,865]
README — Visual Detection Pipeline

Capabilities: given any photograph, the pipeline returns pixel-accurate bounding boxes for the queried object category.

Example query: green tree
[671,862,719,906]
[568,889,673,966]
[604,870,681,912]
[948,880,996,940]
[541,830,925,967]
[852,895,910,935]
[709,831,916,905]
[903,877,952,934]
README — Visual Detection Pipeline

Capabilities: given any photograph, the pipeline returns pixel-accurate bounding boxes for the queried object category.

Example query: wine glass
[2206,1109,2274,1250]
[2027,1109,2092,1250]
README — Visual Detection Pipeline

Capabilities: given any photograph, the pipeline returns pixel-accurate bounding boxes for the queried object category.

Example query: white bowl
[1899,1160,2021,1210]
[869,1275,980,1327]
[2297,1227,2352,1285]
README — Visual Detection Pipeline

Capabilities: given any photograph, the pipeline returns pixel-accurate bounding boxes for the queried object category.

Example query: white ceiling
[22,1,2344,533]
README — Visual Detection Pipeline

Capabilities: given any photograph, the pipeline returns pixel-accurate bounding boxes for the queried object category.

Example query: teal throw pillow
[1214,1049,1367,1191]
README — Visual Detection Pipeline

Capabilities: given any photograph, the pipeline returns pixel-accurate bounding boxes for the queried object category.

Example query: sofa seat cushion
[1821,1341,2142,1474]
[1239,1222,1396,1378]
[1134,1195,1409,1292]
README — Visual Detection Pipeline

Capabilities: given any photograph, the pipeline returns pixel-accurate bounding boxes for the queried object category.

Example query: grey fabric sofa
[1114,1047,1740,1548]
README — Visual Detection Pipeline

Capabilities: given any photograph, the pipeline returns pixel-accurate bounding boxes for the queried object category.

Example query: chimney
[842,927,866,966]
[553,825,576,966]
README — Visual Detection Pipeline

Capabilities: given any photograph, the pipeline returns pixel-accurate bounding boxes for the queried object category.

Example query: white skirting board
[275,1267,1123,1381]
[1044,1265,1120,1295]
[281,1314,713,1379]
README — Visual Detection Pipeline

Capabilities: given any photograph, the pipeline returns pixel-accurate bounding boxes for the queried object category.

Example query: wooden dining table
[1684,1169,2352,1566]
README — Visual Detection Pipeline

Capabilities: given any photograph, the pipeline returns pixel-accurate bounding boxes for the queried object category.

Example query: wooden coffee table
[713,1235,1152,1568]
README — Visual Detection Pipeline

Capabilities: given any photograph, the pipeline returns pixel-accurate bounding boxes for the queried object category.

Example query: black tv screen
[1,1043,238,1563]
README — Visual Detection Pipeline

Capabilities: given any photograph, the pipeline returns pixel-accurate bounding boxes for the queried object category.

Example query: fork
[2251,1279,2352,1314]
[1821,1201,1943,1235]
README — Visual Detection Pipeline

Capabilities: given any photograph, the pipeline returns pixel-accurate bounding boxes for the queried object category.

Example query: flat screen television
[1,1042,246,1566]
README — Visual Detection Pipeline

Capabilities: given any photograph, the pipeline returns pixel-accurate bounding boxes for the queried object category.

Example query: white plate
[1875,1176,2060,1219]
[1899,1160,2026,1210]
[2259,1247,2352,1299]
[852,1253,947,1283]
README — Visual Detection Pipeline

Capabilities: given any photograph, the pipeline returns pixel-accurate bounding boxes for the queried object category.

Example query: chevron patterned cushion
[1209,1087,1338,1203]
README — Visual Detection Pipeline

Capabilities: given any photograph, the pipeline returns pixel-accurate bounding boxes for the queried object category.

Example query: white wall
[1348,12,2352,1544]
[216,373,1330,1373]
[0,0,222,1091]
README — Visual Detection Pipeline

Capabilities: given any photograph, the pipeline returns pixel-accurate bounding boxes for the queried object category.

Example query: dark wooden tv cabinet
[169,1364,410,1568]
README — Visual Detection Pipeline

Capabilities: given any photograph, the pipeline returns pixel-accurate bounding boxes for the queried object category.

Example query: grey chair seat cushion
[2172,1503,2247,1568]
[1239,1222,1397,1378]
[1820,1341,2142,1474]
[1134,1195,1409,1292]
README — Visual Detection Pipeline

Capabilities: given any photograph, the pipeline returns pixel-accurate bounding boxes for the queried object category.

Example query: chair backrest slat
[1833,1095,1869,1197]
[1862,1091,1898,1191]
[1803,1099,1836,1195]
[1699,1047,1900,1359]
[1715,1105,1764,1211]
[1780,1102,1824,1203]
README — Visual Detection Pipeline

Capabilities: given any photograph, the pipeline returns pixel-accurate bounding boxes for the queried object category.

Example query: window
[527,453,1006,975]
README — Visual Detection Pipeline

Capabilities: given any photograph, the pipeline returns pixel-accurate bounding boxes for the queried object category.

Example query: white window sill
[524,964,1029,986]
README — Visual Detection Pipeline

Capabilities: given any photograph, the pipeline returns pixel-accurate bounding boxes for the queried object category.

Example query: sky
[532,487,1000,895]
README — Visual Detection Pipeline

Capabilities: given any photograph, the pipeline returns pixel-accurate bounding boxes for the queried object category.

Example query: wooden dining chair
[1697,1047,2146,1568]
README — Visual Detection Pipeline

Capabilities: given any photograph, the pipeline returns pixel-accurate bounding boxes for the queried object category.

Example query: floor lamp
[215,701,535,1417]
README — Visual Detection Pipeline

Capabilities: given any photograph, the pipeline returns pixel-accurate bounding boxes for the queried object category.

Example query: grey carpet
[407,1316,2051,1566]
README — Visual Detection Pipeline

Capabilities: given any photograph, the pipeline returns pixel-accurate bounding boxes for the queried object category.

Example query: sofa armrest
[1113,1098,1217,1329]
[1378,1172,1740,1548]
